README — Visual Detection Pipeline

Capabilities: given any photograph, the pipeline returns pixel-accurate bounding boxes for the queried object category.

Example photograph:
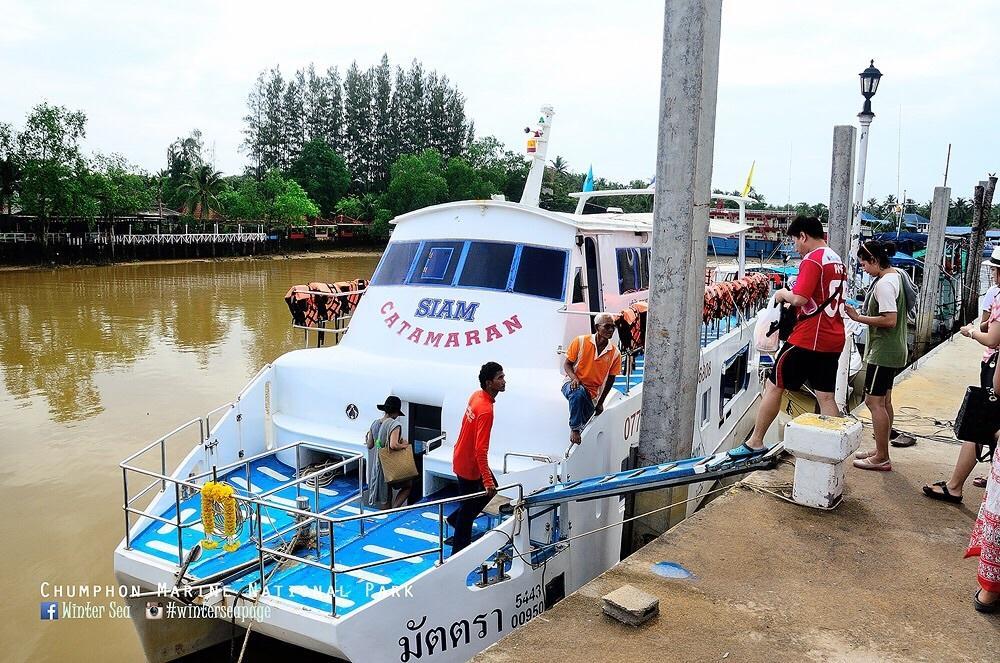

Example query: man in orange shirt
[563,313,621,445]
[448,362,505,554]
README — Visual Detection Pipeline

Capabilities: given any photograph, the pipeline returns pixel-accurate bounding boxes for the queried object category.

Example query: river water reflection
[0,255,379,661]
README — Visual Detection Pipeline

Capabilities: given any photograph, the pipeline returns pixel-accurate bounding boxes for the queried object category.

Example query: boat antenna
[520,105,555,207]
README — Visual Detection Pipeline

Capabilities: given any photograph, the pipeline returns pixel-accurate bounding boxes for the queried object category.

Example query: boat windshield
[372,239,568,301]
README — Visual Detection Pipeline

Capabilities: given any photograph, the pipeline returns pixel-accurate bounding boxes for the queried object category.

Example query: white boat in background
[113,107,771,662]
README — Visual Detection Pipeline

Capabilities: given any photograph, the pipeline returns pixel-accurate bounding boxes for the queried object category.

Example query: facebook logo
[40,602,59,620]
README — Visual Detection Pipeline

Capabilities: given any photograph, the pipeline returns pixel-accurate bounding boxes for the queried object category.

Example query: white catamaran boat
[114,108,774,662]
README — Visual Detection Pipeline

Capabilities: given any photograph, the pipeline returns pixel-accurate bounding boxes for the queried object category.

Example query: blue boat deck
[131,455,502,616]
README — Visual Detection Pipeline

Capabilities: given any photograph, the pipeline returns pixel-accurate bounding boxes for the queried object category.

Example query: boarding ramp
[519,444,783,510]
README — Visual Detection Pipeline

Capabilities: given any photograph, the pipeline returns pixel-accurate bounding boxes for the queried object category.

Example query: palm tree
[548,155,569,188]
[952,197,972,225]
[178,165,224,223]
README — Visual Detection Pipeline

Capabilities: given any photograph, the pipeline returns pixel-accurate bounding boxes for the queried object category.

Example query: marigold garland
[199,482,220,550]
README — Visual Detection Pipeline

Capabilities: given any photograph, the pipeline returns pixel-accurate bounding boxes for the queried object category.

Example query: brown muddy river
[0,254,380,661]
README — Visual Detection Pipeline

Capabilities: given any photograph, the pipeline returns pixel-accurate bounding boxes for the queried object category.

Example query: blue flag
[582,165,594,192]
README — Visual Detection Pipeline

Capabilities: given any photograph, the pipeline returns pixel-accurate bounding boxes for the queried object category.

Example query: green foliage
[288,138,351,217]
[386,149,449,215]
[164,129,204,208]
[0,123,20,214]
[218,177,266,220]
[242,55,472,190]
[445,156,495,201]
[271,179,319,225]
[15,103,89,219]
[86,154,154,222]
[178,165,225,221]
[334,195,365,220]
[465,136,529,202]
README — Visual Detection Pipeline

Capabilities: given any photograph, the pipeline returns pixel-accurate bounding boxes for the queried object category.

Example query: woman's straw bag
[379,443,418,484]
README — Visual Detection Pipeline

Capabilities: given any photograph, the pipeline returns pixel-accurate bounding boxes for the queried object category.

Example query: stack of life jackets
[614,301,649,356]
[283,278,370,328]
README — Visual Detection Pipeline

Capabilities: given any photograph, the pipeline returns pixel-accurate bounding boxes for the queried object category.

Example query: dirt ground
[475,337,997,662]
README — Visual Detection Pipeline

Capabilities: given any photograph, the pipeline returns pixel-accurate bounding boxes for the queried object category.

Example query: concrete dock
[475,335,996,662]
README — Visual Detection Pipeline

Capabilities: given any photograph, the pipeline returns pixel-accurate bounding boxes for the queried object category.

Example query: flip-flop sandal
[890,432,916,447]
[973,477,988,489]
[853,457,892,471]
[974,590,999,614]
[922,481,963,504]
[728,442,768,459]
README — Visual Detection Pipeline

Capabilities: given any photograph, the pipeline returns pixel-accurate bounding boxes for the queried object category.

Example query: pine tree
[403,60,427,155]
[370,54,393,187]
[282,71,306,167]
[426,72,449,156]
[242,71,267,179]
[303,63,327,145]
[325,66,344,153]
[444,87,472,158]
[343,61,373,188]
[261,67,286,174]
[388,65,408,166]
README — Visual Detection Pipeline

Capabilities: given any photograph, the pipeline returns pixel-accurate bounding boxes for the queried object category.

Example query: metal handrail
[292,323,351,335]
[503,452,553,473]
[120,417,204,465]
[203,402,234,434]
[298,288,367,298]
[120,420,527,618]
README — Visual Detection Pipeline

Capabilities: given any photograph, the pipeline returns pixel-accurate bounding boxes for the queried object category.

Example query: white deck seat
[271,412,365,455]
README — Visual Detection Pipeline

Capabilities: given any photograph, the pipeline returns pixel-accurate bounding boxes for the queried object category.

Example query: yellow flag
[740,161,756,198]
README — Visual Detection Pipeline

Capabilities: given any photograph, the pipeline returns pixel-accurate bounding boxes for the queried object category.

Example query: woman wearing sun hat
[364,395,412,509]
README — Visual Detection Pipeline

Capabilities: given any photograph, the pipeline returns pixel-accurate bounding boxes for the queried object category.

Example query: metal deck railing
[120,422,526,618]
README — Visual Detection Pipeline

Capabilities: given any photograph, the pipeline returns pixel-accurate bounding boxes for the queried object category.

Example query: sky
[2,0,998,207]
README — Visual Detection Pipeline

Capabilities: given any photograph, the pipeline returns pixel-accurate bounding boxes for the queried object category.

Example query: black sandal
[922,481,963,504]
[974,590,998,614]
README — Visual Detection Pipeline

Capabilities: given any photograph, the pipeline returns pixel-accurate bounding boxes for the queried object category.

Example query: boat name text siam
[414,298,480,322]
[381,301,523,348]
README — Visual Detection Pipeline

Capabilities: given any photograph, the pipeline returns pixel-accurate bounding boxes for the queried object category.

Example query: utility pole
[962,175,998,324]
[828,125,857,411]
[828,126,857,264]
[633,0,721,547]
[915,187,950,358]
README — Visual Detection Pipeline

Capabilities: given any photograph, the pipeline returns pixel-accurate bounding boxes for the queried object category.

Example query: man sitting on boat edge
[563,313,622,445]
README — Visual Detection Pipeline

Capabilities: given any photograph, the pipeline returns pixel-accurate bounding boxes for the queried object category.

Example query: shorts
[981,357,997,390]
[769,343,840,393]
[863,364,899,397]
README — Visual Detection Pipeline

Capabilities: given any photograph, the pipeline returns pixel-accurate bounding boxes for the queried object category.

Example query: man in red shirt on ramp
[448,362,505,553]
[730,215,847,459]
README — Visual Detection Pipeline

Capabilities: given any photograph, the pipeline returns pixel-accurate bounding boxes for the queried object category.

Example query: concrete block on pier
[783,414,862,509]
[601,585,659,627]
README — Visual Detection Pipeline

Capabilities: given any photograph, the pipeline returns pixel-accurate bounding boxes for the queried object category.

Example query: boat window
[457,241,516,290]
[371,239,568,301]
[638,248,650,288]
[409,241,464,285]
[719,344,750,418]
[572,267,585,303]
[617,248,650,293]
[701,388,711,428]
[512,246,567,300]
[371,241,420,286]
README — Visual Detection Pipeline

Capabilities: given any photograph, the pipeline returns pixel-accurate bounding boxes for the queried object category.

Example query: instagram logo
[40,602,59,620]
